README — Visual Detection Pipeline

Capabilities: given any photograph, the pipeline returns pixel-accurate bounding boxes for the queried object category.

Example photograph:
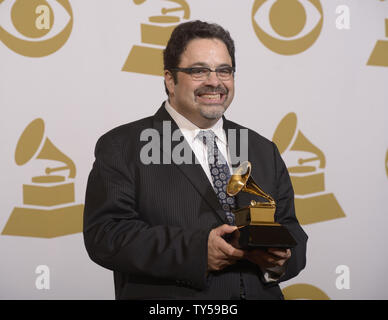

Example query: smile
[201,93,221,100]
[196,93,226,104]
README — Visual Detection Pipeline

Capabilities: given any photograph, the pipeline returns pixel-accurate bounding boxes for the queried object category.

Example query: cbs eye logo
[252,0,323,55]
[0,0,73,57]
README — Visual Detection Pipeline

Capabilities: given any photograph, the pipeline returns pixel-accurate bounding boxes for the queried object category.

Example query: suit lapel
[152,104,227,224]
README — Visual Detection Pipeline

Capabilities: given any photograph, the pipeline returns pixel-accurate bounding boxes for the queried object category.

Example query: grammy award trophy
[227,161,297,249]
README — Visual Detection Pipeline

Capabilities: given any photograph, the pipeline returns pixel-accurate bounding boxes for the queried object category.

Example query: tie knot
[197,130,216,145]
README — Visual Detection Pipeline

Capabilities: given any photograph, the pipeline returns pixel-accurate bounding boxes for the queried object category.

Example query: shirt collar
[164,100,227,145]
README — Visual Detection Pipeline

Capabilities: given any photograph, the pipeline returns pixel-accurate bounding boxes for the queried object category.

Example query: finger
[210,237,237,260]
[210,252,239,271]
[246,249,273,261]
[246,249,284,268]
[245,251,274,268]
[265,251,289,267]
[244,248,267,259]
[267,248,292,259]
[215,224,238,237]
[218,241,245,259]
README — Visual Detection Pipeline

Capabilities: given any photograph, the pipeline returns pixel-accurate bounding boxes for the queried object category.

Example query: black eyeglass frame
[169,66,236,80]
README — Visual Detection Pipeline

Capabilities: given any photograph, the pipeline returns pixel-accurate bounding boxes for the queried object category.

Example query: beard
[195,85,230,120]
[199,104,227,119]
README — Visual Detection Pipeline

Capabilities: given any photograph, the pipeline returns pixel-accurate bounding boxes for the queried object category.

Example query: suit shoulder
[98,116,153,145]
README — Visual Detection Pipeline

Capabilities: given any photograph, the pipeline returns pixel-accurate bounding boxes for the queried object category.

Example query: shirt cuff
[260,265,286,282]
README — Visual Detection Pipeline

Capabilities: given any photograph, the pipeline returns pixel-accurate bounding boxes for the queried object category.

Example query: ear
[164,70,175,97]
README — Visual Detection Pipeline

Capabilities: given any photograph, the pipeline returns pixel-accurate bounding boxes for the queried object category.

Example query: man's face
[165,38,235,128]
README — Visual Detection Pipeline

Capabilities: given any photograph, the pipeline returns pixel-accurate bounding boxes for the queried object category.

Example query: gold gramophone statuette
[227,161,296,248]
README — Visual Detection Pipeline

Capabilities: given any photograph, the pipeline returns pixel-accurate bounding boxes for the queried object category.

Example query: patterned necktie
[197,130,236,225]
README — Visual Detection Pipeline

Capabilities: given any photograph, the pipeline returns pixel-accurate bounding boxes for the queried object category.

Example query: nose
[203,70,222,87]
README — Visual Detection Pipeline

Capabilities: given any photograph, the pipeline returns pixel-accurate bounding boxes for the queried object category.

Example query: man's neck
[167,99,221,129]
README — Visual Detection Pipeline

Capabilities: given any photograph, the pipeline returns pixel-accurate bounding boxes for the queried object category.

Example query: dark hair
[163,20,236,95]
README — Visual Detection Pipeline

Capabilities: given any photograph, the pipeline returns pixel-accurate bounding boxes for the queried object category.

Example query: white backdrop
[1,0,387,299]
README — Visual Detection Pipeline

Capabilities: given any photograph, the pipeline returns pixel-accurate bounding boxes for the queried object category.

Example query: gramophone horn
[15,118,45,166]
[14,118,76,178]
[272,112,298,155]
[227,161,251,196]
[227,161,275,204]
[272,112,326,169]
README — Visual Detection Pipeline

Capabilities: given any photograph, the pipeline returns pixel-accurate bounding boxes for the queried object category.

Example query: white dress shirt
[164,100,233,186]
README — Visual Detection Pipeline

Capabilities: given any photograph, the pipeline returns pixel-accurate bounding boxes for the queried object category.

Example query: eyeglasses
[170,66,235,81]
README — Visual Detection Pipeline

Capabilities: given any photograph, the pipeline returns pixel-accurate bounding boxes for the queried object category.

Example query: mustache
[194,85,228,96]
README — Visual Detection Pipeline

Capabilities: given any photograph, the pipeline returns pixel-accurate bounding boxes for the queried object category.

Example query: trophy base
[234,205,275,226]
[237,224,297,249]
[1,204,84,238]
[122,45,164,76]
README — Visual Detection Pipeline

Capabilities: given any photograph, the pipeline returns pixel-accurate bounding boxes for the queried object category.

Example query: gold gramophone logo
[385,149,388,178]
[0,0,73,57]
[283,283,330,300]
[272,112,345,225]
[122,0,190,76]
[252,0,323,55]
[2,118,83,238]
[367,18,388,67]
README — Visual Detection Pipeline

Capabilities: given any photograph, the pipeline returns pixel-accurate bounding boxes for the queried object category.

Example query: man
[83,20,307,299]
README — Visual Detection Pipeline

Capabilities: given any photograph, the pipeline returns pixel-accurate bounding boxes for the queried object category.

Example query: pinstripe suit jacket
[83,103,308,300]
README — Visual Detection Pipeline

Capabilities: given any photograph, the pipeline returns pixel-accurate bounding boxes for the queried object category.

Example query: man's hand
[207,225,245,272]
[245,248,291,269]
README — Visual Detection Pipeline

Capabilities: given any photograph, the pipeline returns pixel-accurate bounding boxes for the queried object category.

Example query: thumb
[215,224,238,236]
